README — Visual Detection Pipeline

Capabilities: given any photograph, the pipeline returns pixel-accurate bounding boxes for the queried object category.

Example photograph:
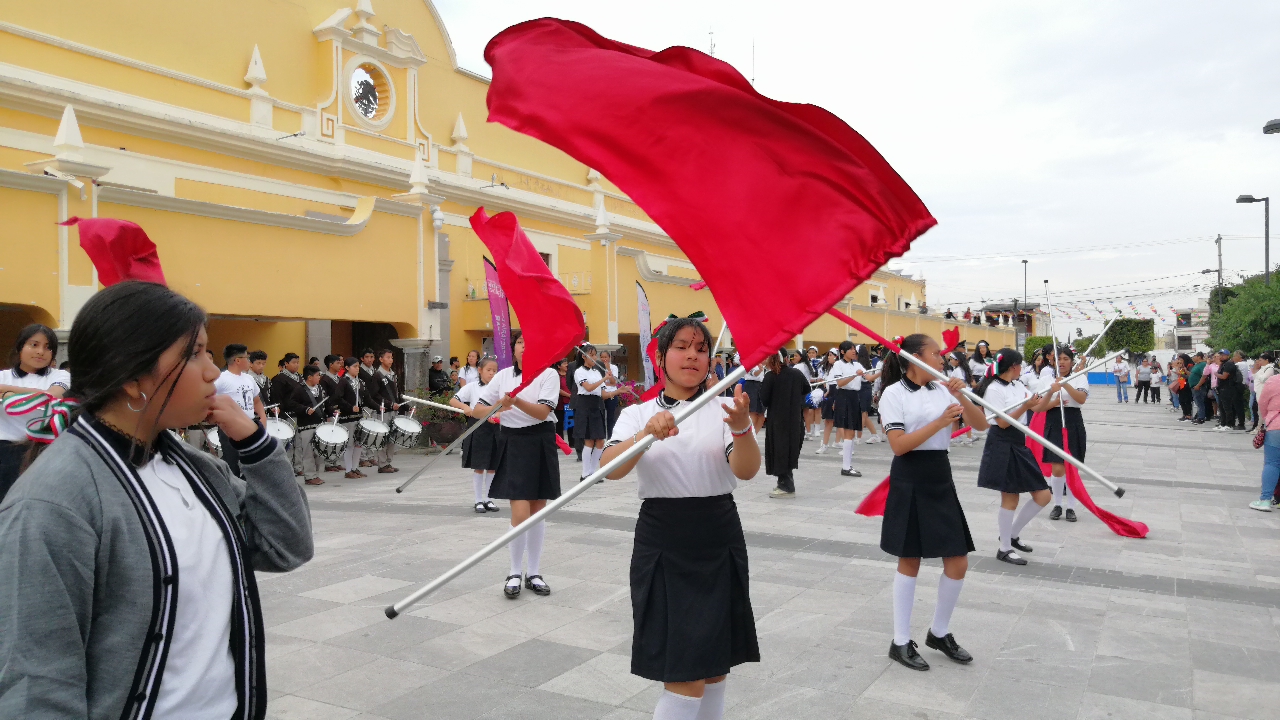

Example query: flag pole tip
[395,487,404,494]
[1114,488,1125,498]
[385,606,399,619]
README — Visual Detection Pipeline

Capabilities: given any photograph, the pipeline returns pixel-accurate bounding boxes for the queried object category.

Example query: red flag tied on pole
[484,19,935,369]
[60,217,166,286]
[469,208,585,394]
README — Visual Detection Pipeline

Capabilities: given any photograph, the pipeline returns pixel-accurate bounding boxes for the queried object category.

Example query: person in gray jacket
[0,281,314,720]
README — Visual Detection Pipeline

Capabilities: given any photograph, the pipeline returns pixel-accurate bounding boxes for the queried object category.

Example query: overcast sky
[433,0,1279,339]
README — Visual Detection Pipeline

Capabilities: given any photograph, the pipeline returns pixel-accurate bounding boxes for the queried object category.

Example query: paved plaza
[259,393,1278,720]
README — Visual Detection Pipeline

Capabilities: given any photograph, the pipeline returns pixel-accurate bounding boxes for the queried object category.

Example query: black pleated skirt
[977,424,1049,493]
[572,394,608,440]
[832,388,862,430]
[859,385,877,418]
[880,450,974,559]
[488,422,561,500]
[1039,407,1087,463]
[461,418,500,471]
[631,494,759,682]
[820,391,835,420]
[743,380,765,414]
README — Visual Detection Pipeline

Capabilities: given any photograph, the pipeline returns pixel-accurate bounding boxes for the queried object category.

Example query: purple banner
[484,257,513,370]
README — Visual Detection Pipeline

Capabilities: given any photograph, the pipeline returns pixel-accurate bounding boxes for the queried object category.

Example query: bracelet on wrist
[730,426,753,437]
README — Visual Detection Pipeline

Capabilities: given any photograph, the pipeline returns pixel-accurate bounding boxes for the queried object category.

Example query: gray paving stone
[457,638,601,688]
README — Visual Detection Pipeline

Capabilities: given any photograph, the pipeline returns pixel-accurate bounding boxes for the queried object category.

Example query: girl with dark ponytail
[878,333,988,671]
[973,349,1052,566]
[1031,345,1089,522]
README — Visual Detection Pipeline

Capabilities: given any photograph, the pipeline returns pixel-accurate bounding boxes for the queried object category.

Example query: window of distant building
[344,58,395,131]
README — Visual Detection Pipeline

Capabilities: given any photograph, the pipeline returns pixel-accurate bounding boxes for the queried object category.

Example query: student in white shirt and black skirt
[472,331,562,599]
[829,340,865,477]
[450,356,500,513]
[878,333,988,671]
[573,344,613,482]
[973,349,1051,566]
[602,317,760,720]
[1038,346,1089,522]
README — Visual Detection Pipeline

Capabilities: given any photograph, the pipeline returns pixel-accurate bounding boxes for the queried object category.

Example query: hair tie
[3,392,80,444]
[892,336,905,346]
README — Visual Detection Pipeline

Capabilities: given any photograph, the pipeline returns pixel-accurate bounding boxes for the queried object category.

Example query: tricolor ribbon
[2,392,80,443]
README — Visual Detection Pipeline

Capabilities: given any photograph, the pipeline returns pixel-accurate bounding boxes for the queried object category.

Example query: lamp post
[1236,195,1270,286]
[1022,259,1028,305]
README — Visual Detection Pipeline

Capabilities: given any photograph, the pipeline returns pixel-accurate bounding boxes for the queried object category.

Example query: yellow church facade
[0,0,1013,388]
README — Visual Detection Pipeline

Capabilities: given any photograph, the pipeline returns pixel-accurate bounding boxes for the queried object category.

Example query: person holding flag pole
[1040,282,1089,522]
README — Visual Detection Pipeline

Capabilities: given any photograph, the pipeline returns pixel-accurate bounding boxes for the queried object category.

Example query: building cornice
[0,166,71,194]
[616,246,698,287]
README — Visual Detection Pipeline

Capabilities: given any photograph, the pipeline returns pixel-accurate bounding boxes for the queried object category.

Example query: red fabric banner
[484,19,935,369]
[469,208,585,395]
[60,217,166,286]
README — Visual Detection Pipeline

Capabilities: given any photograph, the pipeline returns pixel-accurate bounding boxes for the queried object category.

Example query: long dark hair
[951,350,973,384]
[8,323,58,371]
[510,329,523,375]
[855,344,872,368]
[880,334,931,388]
[820,349,837,374]
[975,347,1023,397]
[656,317,712,388]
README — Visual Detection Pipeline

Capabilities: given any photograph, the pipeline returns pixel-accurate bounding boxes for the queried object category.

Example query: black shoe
[484,501,499,512]
[1065,508,1077,522]
[925,630,973,664]
[888,640,929,671]
[1010,537,1033,553]
[524,574,551,596]
[474,502,487,514]
[996,549,1027,565]
[1049,506,1063,521]
[841,468,862,477]
[503,574,522,599]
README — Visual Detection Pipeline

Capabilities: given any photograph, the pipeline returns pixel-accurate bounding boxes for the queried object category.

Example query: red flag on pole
[469,208,585,395]
[60,217,166,286]
[484,19,935,369]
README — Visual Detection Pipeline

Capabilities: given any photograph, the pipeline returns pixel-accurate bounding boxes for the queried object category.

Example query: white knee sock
[591,446,605,476]
[483,471,494,501]
[842,439,854,470]
[930,575,965,637]
[525,520,546,577]
[1063,483,1076,509]
[653,690,701,720]
[508,529,527,577]
[997,508,1015,553]
[1050,475,1065,507]
[583,447,599,477]
[1011,499,1046,538]
[695,680,726,720]
[892,572,915,645]
[472,471,486,503]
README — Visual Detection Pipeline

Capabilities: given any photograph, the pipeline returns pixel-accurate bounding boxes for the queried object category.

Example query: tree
[1024,336,1054,356]
[1206,277,1280,356]
[1073,334,1099,356]
[1102,319,1154,355]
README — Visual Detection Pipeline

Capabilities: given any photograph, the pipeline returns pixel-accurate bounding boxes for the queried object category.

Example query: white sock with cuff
[695,679,727,720]
[997,508,1015,553]
[892,571,916,645]
[508,529,527,577]
[842,439,854,470]
[473,471,486,503]
[930,575,965,637]
[1050,475,1065,507]
[1011,498,1046,537]
[653,690,701,720]
[525,520,546,577]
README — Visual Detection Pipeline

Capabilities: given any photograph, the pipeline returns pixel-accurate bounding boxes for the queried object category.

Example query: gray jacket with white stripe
[0,417,313,719]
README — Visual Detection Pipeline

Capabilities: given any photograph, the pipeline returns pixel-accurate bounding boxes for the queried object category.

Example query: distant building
[1171,299,1211,352]
[978,302,1050,351]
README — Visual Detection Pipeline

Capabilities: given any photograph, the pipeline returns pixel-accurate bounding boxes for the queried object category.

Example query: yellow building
[0,1,1014,388]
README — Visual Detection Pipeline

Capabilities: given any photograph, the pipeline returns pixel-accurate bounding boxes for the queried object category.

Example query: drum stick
[828,308,1125,497]
[395,401,503,493]
[386,363,749,618]
[400,395,467,415]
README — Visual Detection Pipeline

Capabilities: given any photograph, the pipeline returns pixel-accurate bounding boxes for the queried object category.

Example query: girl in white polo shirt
[0,324,70,500]
[602,316,760,720]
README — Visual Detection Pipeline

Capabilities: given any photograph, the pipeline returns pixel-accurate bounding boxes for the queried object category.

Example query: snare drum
[389,415,423,449]
[265,417,296,446]
[204,430,223,458]
[312,422,350,463]
[354,418,390,450]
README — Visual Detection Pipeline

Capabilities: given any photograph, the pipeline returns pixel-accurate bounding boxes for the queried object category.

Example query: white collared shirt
[477,366,560,428]
[1047,374,1090,409]
[879,379,957,451]
[460,365,480,386]
[828,359,865,390]
[983,377,1034,424]
[0,367,72,442]
[574,365,604,397]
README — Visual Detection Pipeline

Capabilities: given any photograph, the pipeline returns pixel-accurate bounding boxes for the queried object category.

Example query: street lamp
[1022,259,1028,305]
[1236,195,1271,286]
[1265,119,1280,134]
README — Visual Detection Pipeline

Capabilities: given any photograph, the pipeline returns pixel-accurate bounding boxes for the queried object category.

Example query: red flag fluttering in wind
[469,208,585,395]
[484,19,935,369]
[60,217,166,286]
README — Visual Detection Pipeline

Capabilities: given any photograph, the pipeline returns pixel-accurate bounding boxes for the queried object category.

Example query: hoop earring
[126,392,147,413]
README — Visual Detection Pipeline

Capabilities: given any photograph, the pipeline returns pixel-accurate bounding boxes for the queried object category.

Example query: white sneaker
[1249,500,1273,512]
[815,444,826,455]
[1216,426,1232,432]
[865,435,880,444]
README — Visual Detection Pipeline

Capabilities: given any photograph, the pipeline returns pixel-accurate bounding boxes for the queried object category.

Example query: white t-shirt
[0,367,72,442]
[968,358,989,379]
[459,365,480,387]
[138,455,237,719]
[607,392,752,498]
[214,370,259,419]
[604,363,620,390]
[879,379,957,451]
[948,366,967,383]
[454,381,484,408]
[828,359,865,390]
[1113,362,1130,381]
[574,365,604,397]
[477,366,560,428]
[983,378,1034,424]
[1047,374,1090,409]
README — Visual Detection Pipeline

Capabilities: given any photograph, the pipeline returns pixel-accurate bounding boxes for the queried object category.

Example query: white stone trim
[0,167,70,194]
[616,247,698,287]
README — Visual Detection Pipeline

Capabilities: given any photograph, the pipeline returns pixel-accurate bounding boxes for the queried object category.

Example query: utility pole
[1216,233,1223,315]
[1022,259,1028,306]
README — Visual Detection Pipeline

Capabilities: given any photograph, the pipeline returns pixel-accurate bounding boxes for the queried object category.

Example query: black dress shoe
[474,502,487,514]
[1010,537,1033,553]
[888,640,929,671]
[925,630,973,664]
[841,468,862,477]
[524,574,551,596]
[503,574,522,599]
[996,549,1027,565]
[1064,508,1077,522]
[1049,506,1063,521]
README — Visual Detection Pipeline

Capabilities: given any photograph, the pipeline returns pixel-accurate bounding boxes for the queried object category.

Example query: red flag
[942,326,961,354]
[484,19,935,369]
[469,208,585,395]
[554,433,573,455]
[855,478,891,517]
[60,217,166,286]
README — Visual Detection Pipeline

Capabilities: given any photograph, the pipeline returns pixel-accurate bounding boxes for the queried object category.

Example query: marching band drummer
[293,366,327,487]
[318,355,346,472]
[336,357,367,479]
[450,356,501,513]
[369,349,402,474]
[600,316,760,720]
[473,330,563,599]
[271,353,307,476]
[0,324,70,502]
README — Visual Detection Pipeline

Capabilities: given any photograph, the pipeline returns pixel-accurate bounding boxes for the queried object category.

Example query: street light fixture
[1236,194,1271,286]
[1265,119,1280,134]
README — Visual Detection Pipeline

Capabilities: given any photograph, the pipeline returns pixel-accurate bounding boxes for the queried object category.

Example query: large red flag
[484,19,935,369]
[469,208,585,395]
[60,217,166,286]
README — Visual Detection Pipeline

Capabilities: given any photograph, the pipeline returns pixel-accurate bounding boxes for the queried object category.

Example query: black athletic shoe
[996,549,1027,566]
[1010,537,1033,553]
[841,468,862,477]
[925,630,973,664]
[1065,509,1077,522]
[888,640,929,671]
[1049,506,1063,521]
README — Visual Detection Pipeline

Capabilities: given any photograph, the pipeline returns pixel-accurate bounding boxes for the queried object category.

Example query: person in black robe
[761,349,809,497]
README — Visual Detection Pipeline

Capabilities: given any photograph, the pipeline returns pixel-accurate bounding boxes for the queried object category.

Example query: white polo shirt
[477,366,560,428]
[879,378,957,451]
[0,367,72,442]
[574,365,604,397]
[828,359,865,391]
[983,377,1034,424]
[1047,374,1090,409]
